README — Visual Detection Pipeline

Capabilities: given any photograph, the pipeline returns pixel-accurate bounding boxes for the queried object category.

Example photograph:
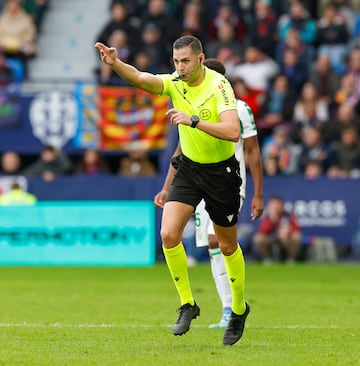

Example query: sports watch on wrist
[190,115,200,128]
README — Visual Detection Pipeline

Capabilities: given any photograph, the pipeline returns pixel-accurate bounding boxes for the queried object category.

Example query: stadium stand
[28,0,108,80]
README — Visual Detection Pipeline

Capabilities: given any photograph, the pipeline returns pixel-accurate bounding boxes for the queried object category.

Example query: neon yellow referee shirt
[159,67,237,163]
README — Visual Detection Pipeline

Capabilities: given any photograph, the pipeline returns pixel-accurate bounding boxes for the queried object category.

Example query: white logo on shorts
[227,214,234,222]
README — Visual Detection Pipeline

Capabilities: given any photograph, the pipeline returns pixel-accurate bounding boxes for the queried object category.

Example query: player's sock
[209,248,232,308]
[163,242,194,306]
[223,244,246,315]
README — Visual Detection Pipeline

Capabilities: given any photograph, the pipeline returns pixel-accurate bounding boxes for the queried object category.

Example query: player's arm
[154,142,182,208]
[244,135,264,220]
[95,42,163,95]
[166,108,240,142]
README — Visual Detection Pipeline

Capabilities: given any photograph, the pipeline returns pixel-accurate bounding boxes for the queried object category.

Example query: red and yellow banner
[98,86,170,151]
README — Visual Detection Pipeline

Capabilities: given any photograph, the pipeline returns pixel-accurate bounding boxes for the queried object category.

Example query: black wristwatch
[190,115,200,128]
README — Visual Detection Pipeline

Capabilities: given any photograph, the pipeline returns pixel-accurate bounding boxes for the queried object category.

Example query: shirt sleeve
[215,78,237,114]
[238,100,258,139]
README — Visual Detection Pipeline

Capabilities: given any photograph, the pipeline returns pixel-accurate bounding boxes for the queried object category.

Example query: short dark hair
[173,35,203,54]
[203,58,226,75]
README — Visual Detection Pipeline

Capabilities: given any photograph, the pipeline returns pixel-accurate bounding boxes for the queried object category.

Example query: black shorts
[166,154,242,227]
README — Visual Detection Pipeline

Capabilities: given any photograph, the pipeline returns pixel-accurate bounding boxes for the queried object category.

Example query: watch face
[191,115,199,128]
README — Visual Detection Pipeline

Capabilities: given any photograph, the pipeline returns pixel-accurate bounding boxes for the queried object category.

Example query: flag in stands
[98,86,170,151]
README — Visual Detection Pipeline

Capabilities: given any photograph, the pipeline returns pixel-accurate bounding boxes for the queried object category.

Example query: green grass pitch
[0,263,359,365]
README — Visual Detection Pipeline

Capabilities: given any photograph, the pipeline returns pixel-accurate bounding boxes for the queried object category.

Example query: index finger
[94,42,107,51]
[165,108,176,116]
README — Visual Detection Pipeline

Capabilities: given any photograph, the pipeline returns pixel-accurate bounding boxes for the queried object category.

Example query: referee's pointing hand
[95,42,117,66]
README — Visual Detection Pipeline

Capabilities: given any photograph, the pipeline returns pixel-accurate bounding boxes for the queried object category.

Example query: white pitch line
[0,323,354,329]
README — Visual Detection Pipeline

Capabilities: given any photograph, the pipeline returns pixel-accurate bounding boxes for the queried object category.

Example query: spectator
[0,181,37,205]
[95,2,136,47]
[308,54,341,105]
[180,1,208,44]
[205,21,244,75]
[334,72,356,106]
[297,125,335,174]
[97,30,132,86]
[23,0,49,32]
[133,22,171,74]
[23,145,73,181]
[253,195,302,264]
[118,148,157,176]
[324,103,360,143]
[131,50,158,73]
[0,150,22,175]
[327,124,360,178]
[74,149,110,176]
[109,0,145,21]
[263,155,280,176]
[278,0,317,46]
[293,83,330,123]
[207,4,246,43]
[262,125,301,176]
[341,47,360,108]
[316,3,349,75]
[332,0,355,34]
[257,74,297,145]
[278,47,308,96]
[275,28,315,70]
[230,46,279,95]
[304,159,323,179]
[273,0,318,20]
[351,12,360,49]
[131,50,159,73]
[291,82,330,143]
[247,0,278,59]
[139,0,180,48]
[0,50,15,86]
[0,0,37,77]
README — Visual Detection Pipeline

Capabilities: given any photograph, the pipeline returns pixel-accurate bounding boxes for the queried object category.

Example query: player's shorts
[166,154,241,227]
[195,197,244,247]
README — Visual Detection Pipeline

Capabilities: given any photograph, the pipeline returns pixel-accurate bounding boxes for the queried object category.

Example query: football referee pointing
[95,35,249,346]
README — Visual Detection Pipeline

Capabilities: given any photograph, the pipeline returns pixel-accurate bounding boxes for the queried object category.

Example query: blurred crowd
[93,0,360,179]
[0,0,50,79]
[1,0,360,179]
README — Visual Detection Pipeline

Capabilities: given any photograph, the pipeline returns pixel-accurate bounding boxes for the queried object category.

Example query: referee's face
[173,46,204,86]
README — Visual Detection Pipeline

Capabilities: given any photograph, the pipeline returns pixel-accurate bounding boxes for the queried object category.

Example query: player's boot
[173,302,200,336]
[208,306,231,328]
[222,302,250,345]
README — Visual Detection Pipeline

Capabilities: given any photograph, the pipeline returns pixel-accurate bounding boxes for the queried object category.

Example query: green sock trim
[208,248,222,259]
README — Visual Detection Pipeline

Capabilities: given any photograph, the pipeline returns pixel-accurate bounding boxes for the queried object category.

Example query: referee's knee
[160,228,182,248]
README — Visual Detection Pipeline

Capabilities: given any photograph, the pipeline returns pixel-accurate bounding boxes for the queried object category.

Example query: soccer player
[95,35,249,345]
[155,58,264,329]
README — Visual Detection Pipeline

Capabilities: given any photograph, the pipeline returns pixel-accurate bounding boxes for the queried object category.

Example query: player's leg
[208,233,232,328]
